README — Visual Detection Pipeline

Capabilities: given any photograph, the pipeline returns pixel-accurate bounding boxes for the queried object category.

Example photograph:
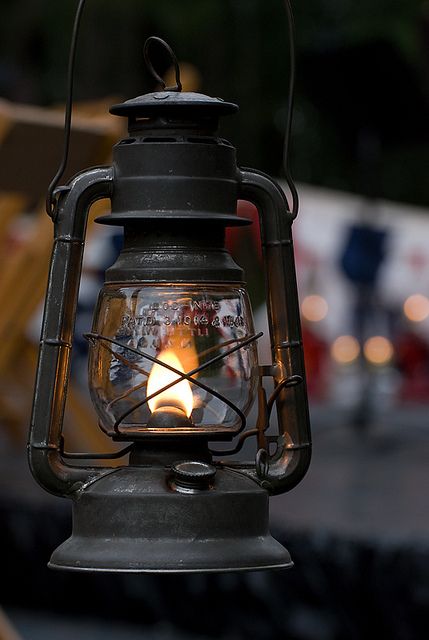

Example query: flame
[147,349,193,417]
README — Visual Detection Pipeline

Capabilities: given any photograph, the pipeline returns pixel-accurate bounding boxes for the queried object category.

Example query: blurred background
[0,0,428,639]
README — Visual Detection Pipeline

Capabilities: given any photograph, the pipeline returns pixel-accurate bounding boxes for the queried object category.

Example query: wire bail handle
[45,2,296,218]
[143,36,182,92]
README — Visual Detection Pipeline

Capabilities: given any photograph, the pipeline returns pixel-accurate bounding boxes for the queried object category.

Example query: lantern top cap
[110,36,238,121]
[109,91,238,119]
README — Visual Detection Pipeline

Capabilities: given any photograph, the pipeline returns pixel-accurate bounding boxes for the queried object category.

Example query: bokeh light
[403,294,429,323]
[301,295,328,322]
[363,336,394,366]
[331,335,360,364]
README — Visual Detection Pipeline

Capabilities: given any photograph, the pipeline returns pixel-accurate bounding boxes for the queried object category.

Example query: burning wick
[147,349,193,428]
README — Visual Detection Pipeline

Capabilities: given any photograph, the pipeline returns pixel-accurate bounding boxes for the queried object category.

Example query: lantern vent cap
[109,91,238,119]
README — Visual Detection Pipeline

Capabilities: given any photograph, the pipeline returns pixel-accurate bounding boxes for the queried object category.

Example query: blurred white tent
[292,184,429,339]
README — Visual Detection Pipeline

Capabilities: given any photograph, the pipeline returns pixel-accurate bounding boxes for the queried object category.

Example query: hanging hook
[143,36,182,92]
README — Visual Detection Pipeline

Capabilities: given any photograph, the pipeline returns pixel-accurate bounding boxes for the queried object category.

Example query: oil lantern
[29,35,311,572]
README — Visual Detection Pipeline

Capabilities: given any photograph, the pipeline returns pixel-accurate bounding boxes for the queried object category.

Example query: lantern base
[48,465,292,573]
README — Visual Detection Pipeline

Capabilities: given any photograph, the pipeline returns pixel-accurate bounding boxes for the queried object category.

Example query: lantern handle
[143,36,182,92]
[46,0,89,218]
[281,0,299,217]
[29,166,113,497]
[224,168,311,495]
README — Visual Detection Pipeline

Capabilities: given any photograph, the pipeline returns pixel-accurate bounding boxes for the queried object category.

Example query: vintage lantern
[29,27,311,572]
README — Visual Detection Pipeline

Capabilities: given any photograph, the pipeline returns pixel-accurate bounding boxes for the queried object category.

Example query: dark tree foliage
[0,0,428,205]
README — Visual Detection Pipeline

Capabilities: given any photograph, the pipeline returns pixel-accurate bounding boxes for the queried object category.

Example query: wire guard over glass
[85,331,262,438]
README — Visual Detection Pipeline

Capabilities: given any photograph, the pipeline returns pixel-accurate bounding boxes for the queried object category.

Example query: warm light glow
[363,336,394,366]
[403,294,429,323]
[147,349,193,417]
[301,295,328,322]
[331,335,360,364]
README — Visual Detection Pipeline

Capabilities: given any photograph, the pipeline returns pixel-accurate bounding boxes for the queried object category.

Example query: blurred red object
[226,200,262,261]
[395,330,429,402]
[302,325,329,400]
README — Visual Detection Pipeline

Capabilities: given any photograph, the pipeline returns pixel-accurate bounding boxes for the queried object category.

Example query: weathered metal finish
[96,105,246,229]
[48,465,292,573]
[105,224,245,284]
[222,168,311,496]
[28,166,113,497]
[109,90,238,119]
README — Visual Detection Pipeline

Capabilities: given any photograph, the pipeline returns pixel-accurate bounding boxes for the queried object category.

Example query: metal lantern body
[29,86,311,572]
